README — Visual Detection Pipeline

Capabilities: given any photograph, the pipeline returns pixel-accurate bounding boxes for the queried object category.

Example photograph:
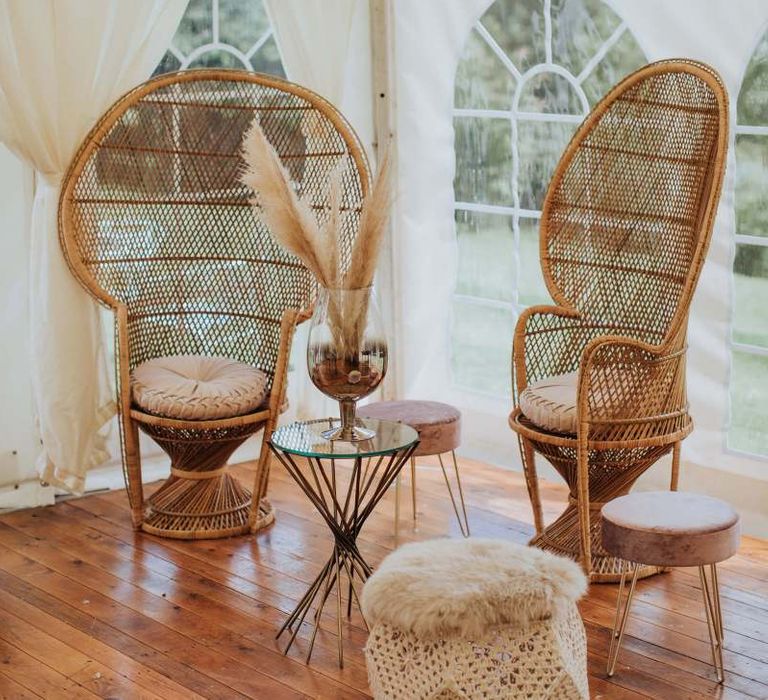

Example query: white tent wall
[0,0,766,534]
[390,0,768,536]
[0,146,52,508]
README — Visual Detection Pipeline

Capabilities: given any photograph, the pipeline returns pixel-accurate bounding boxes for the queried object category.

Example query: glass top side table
[269,418,419,667]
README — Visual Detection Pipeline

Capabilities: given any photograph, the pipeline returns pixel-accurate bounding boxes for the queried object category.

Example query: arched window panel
[154,0,284,76]
[452,0,645,397]
[732,31,768,457]
[455,32,517,110]
[97,1,285,199]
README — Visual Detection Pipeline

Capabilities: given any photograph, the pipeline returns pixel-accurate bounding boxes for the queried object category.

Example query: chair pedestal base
[530,502,660,583]
[141,468,275,539]
[513,415,674,582]
[136,420,275,539]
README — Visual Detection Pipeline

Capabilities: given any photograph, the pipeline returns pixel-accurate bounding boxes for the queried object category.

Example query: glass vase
[307,286,387,441]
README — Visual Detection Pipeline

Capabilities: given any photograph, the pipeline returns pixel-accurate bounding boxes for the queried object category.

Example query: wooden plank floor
[0,456,766,699]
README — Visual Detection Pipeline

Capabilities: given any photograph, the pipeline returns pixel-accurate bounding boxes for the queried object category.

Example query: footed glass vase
[307,286,387,441]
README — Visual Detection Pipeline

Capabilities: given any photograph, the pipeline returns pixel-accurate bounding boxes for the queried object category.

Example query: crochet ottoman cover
[361,538,588,699]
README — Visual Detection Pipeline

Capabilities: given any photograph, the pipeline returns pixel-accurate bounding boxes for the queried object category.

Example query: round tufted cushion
[361,537,586,639]
[518,371,579,434]
[357,400,460,456]
[602,491,741,568]
[131,355,270,421]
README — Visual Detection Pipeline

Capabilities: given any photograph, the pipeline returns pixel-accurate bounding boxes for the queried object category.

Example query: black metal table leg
[268,440,418,667]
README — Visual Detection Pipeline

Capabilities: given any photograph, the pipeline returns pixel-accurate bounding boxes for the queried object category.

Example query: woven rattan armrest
[576,335,691,443]
[513,305,614,399]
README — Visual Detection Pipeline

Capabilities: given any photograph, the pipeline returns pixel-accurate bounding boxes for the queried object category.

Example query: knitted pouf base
[365,604,588,699]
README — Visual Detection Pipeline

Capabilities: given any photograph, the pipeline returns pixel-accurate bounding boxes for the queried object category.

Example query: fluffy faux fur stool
[361,538,588,699]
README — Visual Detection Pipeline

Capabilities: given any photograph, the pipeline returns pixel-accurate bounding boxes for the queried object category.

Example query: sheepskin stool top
[361,538,588,700]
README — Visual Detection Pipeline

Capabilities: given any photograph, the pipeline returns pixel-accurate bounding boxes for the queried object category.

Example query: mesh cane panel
[62,71,369,385]
[542,63,724,345]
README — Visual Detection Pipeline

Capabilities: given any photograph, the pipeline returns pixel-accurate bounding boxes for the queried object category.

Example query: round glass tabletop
[270,418,419,459]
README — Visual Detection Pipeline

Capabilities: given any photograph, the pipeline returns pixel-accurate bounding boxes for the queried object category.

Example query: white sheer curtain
[392,0,490,415]
[265,0,356,104]
[0,0,186,494]
[265,0,373,156]
[265,0,375,421]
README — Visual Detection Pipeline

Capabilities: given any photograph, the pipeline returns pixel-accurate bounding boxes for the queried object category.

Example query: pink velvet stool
[601,491,740,683]
[357,401,469,537]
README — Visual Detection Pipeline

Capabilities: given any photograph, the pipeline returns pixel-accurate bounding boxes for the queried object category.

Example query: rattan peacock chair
[59,70,370,539]
[509,60,728,582]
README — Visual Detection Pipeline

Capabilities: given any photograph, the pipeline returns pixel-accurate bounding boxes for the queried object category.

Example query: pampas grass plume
[241,115,393,356]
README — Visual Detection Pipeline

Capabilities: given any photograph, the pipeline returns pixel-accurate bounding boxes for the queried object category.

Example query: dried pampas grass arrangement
[240,117,391,292]
[240,117,391,356]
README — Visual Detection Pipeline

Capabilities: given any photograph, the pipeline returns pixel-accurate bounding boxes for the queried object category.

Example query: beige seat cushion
[131,355,269,420]
[602,491,741,567]
[357,400,461,456]
[519,371,578,434]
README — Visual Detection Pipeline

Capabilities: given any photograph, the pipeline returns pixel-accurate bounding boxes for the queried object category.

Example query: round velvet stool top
[601,491,740,683]
[357,400,468,537]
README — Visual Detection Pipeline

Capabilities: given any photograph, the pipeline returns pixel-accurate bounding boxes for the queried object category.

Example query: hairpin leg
[700,564,725,682]
[607,561,639,677]
[410,456,417,522]
[437,451,470,537]
[394,471,401,540]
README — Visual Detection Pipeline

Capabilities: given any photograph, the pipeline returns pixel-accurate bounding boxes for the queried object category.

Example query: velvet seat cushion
[518,371,579,434]
[602,492,741,567]
[357,400,461,456]
[131,355,270,421]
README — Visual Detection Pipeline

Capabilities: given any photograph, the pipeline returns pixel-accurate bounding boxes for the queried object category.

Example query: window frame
[451,0,645,398]
[164,0,279,73]
[728,25,768,460]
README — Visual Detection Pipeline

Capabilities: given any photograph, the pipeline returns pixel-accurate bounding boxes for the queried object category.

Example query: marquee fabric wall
[0,0,187,496]
[0,0,766,534]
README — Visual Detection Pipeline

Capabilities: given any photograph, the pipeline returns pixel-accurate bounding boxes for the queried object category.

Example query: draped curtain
[0,0,187,494]
[265,0,357,105]
[265,0,375,420]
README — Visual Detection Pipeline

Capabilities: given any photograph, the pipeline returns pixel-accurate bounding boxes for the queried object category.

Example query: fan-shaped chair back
[60,70,370,382]
[540,60,727,347]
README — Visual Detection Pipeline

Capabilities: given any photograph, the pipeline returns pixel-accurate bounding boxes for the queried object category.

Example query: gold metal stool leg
[607,562,640,677]
[410,456,417,523]
[437,451,470,537]
[711,564,724,642]
[700,564,725,683]
[394,471,401,540]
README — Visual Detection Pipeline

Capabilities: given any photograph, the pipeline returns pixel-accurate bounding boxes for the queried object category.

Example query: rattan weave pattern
[509,60,728,582]
[543,65,721,340]
[59,70,370,538]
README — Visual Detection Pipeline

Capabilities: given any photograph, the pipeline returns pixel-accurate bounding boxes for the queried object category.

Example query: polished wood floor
[0,456,765,699]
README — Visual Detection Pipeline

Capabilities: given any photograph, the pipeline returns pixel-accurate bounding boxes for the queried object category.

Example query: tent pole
[370,0,400,402]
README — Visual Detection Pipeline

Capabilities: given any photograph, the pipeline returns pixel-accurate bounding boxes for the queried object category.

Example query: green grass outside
[452,219,768,457]
[729,349,768,456]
